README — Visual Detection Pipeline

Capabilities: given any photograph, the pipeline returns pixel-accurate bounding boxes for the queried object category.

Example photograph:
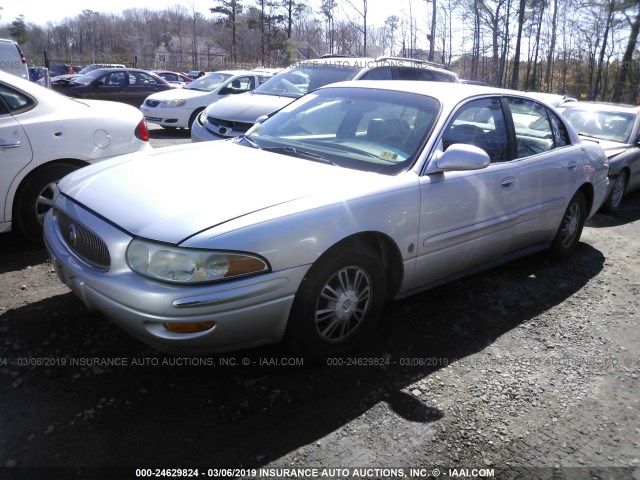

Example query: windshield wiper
[238,135,261,149]
[578,133,603,142]
[262,146,336,165]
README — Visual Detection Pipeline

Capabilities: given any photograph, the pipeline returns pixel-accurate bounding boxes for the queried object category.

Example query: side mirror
[219,87,233,95]
[94,80,104,87]
[435,144,490,171]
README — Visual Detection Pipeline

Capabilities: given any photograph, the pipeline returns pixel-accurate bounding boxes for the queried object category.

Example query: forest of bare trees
[1,0,639,103]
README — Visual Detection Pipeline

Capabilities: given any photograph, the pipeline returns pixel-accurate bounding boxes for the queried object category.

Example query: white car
[0,71,151,242]
[140,70,272,130]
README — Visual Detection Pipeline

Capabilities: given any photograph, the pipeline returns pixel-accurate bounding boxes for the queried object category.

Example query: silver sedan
[44,82,609,360]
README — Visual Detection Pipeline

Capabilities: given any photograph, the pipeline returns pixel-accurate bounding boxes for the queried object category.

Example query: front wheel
[549,191,586,259]
[601,171,627,212]
[285,241,386,361]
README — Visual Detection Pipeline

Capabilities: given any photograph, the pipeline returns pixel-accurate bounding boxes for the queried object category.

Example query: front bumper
[190,117,229,143]
[141,106,191,128]
[43,198,305,354]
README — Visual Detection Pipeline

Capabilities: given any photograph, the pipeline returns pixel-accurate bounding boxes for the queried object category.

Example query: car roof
[294,55,458,79]
[317,80,531,108]
[557,101,640,114]
[206,70,264,76]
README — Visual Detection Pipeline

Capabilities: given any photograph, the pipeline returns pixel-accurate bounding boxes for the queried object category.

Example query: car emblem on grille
[68,224,78,247]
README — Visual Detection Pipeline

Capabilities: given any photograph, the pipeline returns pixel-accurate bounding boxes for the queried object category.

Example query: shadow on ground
[0,239,605,470]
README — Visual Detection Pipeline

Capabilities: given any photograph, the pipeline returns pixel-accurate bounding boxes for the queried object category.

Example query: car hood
[206,92,295,122]
[145,88,212,101]
[59,141,392,244]
[580,137,628,158]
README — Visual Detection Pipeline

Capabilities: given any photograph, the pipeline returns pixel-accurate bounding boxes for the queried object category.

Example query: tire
[601,171,627,212]
[549,191,586,259]
[188,108,204,130]
[285,241,386,361]
[14,162,79,244]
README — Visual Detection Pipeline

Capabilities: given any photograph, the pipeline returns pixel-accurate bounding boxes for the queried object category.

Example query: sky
[0,0,433,33]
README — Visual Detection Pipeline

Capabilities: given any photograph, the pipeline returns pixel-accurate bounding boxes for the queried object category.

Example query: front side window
[104,71,127,86]
[227,76,254,93]
[442,97,509,163]
[130,72,159,85]
[243,86,440,174]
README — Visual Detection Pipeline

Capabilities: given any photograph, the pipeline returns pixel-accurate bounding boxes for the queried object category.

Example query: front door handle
[567,161,578,170]
[501,176,517,190]
[0,141,21,149]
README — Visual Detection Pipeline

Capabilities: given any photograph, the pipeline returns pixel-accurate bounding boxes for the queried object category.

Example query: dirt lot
[0,131,638,480]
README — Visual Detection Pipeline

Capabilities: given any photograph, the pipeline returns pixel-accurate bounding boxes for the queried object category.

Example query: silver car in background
[44,82,609,360]
[557,101,640,211]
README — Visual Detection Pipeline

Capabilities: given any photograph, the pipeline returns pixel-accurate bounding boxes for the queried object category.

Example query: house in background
[154,36,225,72]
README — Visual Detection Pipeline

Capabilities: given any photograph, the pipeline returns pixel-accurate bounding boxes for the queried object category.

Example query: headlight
[126,239,269,284]
[158,99,187,108]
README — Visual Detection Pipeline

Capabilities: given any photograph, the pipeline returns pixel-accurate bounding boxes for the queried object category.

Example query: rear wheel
[15,162,79,244]
[549,191,586,259]
[602,171,627,212]
[285,241,386,361]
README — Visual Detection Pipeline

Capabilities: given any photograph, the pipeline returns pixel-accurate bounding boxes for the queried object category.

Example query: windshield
[253,63,361,98]
[558,108,635,143]
[77,64,104,75]
[71,70,107,85]
[186,73,233,92]
[241,86,440,175]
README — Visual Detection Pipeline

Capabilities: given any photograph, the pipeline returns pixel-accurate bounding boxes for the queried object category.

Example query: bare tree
[344,0,368,55]
[612,4,640,102]
[510,0,526,89]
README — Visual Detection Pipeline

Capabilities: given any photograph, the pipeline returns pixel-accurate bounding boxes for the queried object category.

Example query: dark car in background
[53,68,173,107]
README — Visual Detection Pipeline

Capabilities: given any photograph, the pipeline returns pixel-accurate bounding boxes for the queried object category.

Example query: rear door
[504,96,579,247]
[0,83,33,224]
[127,71,169,106]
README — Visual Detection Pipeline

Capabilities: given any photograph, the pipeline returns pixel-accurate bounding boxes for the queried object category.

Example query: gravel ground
[0,130,638,480]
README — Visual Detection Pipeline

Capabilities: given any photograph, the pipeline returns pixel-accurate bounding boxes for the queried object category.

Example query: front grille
[55,209,111,271]
[206,117,253,134]
[144,99,160,107]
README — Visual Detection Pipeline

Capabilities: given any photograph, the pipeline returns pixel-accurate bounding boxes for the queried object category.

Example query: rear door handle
[501,176,517,190]
[567,161,578,170]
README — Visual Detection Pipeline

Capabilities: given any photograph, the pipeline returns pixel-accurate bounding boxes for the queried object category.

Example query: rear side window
[0,83,34,113]
[508,98,559,158]
[395,67,436,81]
[359,68,393,80]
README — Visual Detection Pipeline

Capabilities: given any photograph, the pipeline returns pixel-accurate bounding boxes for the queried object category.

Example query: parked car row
[1,48,638,361]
